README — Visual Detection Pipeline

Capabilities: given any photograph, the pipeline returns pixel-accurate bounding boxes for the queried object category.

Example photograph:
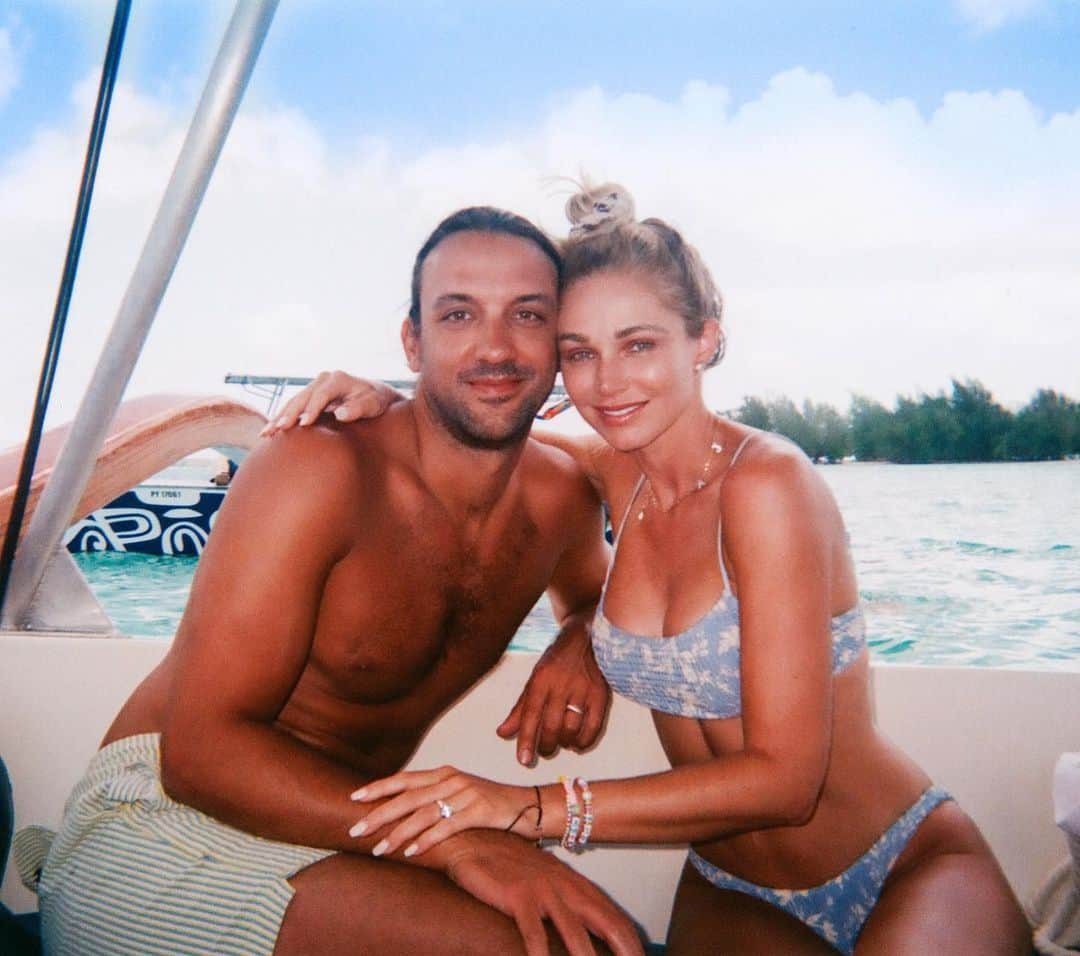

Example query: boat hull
[63,484,226,556]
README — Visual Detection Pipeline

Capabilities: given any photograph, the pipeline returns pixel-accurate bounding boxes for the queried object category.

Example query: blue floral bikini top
[591,435,867,720]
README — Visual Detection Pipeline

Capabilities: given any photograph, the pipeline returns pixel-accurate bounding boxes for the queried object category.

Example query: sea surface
[73,461,1080,670]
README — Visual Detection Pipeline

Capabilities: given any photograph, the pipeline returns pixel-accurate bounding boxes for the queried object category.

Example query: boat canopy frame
[1,0,280,632]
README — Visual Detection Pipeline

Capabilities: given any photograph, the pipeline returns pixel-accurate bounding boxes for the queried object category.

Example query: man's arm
[159,427,642,955]
[497,448,613,763]
[159,426,387,849]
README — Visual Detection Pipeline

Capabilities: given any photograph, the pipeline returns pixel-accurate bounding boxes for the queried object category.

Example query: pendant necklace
[637,420,724,521]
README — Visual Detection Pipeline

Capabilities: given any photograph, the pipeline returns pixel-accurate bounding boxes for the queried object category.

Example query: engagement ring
[436,799,454,819]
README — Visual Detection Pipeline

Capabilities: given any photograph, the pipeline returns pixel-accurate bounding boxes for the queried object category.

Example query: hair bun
[565,182,636,238]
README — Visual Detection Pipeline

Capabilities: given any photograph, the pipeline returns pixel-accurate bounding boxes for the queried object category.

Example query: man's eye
[515,310,545,323]
[442,310,470,322]
[627,339,654,354]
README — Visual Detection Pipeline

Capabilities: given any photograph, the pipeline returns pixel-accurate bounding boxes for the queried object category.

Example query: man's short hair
[408,207,563,330]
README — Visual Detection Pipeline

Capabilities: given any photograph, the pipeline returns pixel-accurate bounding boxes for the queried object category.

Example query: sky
[1,0,1079,447]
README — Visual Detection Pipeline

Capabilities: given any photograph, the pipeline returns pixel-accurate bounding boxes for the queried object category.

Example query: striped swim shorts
[31,733,334,955]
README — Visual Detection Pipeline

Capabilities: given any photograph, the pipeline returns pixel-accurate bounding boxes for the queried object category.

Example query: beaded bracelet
[558,775,581,850]
[574,776,594,849]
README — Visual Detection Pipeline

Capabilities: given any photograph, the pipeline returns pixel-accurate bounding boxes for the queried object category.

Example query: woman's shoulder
[722,425,828,507]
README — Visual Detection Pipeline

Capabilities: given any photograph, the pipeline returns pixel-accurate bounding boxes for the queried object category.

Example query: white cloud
[952,0,1059,31]
[2,68,1079,450]
[0,28,18,106]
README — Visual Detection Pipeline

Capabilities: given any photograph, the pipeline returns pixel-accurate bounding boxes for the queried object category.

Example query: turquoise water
[73,461,1080,669]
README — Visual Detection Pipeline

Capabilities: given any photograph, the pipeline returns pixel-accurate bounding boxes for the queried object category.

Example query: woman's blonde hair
[561,182,725,366]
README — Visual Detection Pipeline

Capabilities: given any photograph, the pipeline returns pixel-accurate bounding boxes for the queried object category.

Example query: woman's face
[557,270,715,451]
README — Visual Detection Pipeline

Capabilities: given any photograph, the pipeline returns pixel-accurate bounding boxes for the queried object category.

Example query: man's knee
[276,854,526,956]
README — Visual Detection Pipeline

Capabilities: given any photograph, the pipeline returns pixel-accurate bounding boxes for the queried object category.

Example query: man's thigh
[278,853,538,956]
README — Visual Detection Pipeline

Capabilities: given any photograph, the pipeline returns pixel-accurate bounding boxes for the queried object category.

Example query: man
[34,208,642,956]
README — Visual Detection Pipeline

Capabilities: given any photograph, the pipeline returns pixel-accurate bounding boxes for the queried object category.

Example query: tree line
[728,380,1080,464]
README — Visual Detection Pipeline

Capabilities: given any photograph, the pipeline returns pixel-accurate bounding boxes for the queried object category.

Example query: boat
[1,2,1077,950]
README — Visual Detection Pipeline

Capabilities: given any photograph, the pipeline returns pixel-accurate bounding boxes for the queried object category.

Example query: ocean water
[72,461,1080,670]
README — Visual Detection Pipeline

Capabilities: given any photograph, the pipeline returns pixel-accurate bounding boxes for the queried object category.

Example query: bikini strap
[714,431,755,592]
[727,431,756,470]
[601,473,648,597]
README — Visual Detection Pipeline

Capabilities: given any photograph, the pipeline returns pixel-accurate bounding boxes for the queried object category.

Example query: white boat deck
[1,633,1076,942]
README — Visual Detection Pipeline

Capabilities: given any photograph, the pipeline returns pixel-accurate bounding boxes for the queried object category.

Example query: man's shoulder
[256,403,414,475]
[236,413,405,516]
[520,436,604,515]
[523,434,585,482]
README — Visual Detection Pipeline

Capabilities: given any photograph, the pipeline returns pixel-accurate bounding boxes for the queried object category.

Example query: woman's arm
[351,443,839,853]
[260,370,403,436]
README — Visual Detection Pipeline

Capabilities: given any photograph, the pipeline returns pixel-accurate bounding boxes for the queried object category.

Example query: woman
[272,184,1029,954]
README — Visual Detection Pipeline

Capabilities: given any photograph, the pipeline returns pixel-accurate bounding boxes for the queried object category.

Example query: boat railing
[0,395,265,634]
[1,1,280,632]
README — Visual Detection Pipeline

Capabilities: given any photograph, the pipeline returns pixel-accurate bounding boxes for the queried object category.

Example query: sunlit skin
[337,267,1030,954]
[403,230,559,451]
[556,270,720,494]
[93,232,644,956]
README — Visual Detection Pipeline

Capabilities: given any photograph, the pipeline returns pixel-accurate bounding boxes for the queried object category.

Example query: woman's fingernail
[334,407,349,419]
[371,840,389,857]
[298,413,311,426]
[349,821,367,838]
[403,843,418,858]
[275,417,288,428]
[350,787,367,800]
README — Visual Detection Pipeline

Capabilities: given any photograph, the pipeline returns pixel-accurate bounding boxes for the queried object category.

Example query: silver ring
[436,799,454,820]
[565,703,585,716]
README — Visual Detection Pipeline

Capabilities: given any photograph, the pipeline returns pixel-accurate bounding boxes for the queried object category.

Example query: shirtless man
[35,208,642,956]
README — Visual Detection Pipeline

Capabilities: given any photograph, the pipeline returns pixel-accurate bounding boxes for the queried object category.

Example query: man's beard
[423,363,551,451]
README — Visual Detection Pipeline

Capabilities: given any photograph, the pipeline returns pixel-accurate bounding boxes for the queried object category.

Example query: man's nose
[477,319,514,361]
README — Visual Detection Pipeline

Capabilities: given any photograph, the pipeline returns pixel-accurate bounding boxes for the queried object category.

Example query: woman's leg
[666,860,835,956]
[855,802,1031,955]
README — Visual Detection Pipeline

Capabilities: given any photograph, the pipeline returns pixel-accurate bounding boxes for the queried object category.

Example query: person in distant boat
[282,184,1031,954]
[33,208,643,956]
[209,455,238,486]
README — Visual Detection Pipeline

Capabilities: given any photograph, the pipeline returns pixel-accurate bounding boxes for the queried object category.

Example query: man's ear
[401,317,421,373]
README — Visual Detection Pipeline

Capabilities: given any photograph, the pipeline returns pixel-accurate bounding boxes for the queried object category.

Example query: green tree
[802,400,850,462]
[948,379,1012,462]
[890,393,964,463]
[850,395,893,461]
[1004,389,1080,460]
[733,396,771,430]
[766,397,815,455]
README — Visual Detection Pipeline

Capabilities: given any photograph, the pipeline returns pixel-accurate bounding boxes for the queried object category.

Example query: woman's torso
[592,427,930,889]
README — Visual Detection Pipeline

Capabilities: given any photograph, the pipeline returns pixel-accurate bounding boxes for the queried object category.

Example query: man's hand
[498,616,610,765]
[442,831,644,956]
[260,370,401,436]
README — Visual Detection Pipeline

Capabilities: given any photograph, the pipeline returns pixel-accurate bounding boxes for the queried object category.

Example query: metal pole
[3,0,280,628]
[0,0,132,618]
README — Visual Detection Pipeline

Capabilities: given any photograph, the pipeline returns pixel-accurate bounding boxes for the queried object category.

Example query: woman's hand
[260,370,402,436]
[349,766,543,858]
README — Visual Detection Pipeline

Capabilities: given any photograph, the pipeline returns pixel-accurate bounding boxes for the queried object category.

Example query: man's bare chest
[306,512,562,709]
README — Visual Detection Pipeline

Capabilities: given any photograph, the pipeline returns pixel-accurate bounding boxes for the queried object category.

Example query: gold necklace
[636,421,724,521]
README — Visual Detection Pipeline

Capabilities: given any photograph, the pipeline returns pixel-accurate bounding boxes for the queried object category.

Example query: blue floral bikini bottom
[688,786,952,955]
